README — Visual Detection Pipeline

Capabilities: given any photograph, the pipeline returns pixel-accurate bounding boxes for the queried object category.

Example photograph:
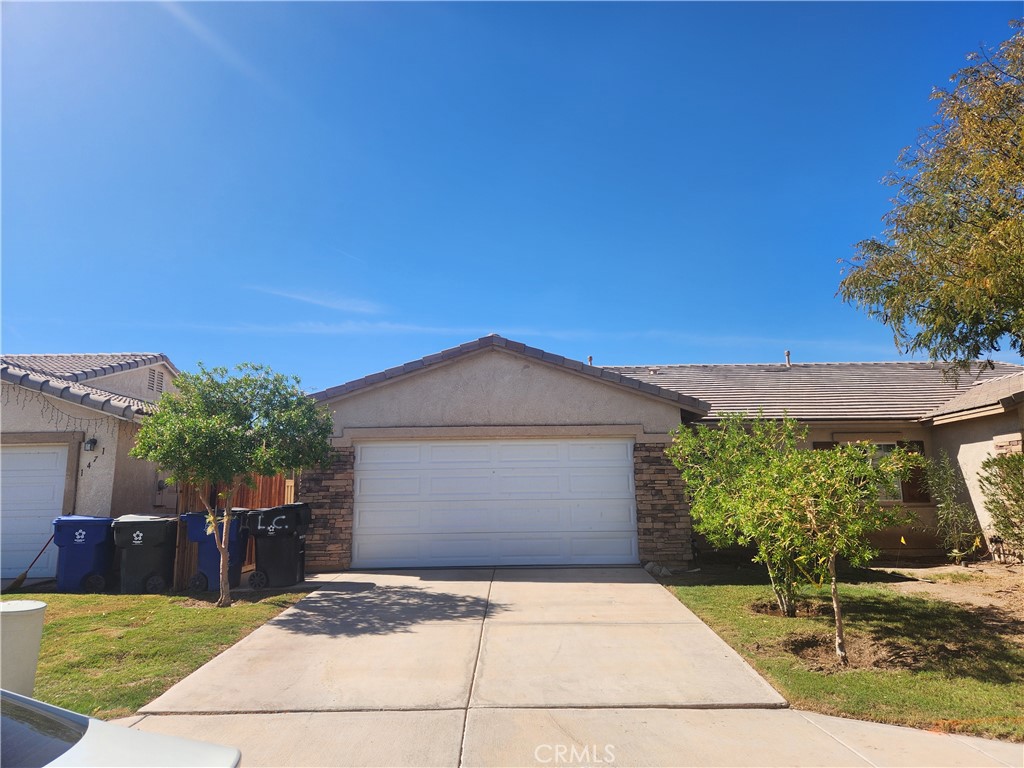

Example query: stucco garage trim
[331,424,669,448]
[313,335,710,418]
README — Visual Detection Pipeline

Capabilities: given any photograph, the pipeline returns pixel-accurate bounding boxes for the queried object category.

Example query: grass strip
[3,590,311,719]
[669,565,1024,742]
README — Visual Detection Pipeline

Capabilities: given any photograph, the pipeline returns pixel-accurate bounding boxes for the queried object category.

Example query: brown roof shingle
[604,361,1024,421]
[1,353,178,382]
[1,362,152,420]
[923,371,1024,420]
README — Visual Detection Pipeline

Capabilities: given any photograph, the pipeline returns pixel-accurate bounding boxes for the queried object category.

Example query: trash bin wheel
[83,573,106,593]
[187,573,209,593]
[144,574,166,593]
[248,570,268,589]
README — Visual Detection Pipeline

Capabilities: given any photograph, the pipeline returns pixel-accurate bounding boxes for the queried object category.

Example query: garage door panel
[353,506,421,530]
[3,448,66,472]
[568,469,634,496]
[355,474,421,499]
[570,533,638,559]
[566,441,633,464]
[495,472,561,495]
[428,474,492,496]
[2,479,64,507]
[352,439,638,568]
[356,443,422,467]
[428,443,493,464]
[495,442,561,464]
[569,501,635,528]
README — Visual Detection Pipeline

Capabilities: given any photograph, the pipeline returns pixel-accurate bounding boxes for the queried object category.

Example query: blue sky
[2,2,1020,393]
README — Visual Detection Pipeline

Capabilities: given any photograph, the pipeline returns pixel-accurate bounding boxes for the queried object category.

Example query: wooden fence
[172,474,295,591]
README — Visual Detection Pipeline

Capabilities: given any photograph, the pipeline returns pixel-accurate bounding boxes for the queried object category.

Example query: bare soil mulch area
[745,560,1023,674]
[872,560,1024,619]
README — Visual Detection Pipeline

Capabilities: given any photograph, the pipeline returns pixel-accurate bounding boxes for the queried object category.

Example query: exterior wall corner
[300,447,354,572]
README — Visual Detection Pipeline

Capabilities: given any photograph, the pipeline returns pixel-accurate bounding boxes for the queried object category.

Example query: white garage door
[352,438,638,568]
[1,445,69,579]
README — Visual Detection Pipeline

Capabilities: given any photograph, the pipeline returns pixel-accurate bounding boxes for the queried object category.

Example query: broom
[2,534,54,594]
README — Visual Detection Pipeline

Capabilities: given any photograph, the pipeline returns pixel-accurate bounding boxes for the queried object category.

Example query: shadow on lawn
[664,557,915,588]
[266,582,507,638]
[841,593,1024,684]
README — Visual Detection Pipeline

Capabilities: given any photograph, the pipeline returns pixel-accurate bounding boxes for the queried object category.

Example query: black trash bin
[181,510,250,592]
[112,515,178,593]
[53,516,116,593]
[245,503,312,588]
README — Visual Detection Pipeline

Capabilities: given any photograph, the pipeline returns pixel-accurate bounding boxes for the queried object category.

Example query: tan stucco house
[1,353,180,578]
[300,335,1023,573]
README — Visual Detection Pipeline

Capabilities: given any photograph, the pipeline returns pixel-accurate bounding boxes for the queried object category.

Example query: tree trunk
[829,554,849,665]
[215,491,235,608]
[767,562,797,617]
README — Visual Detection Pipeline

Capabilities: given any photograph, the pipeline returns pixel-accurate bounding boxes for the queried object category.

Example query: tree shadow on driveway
[269,582,507,638]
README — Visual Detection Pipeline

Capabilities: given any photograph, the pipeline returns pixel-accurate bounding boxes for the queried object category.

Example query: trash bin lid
[53,515,113,525]
[115,514,176,523]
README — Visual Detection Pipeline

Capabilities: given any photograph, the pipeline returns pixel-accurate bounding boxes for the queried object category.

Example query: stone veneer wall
[634,442,692,569]
[994,435,1023,456]
[299,448,355,571]
[299,442,693,572]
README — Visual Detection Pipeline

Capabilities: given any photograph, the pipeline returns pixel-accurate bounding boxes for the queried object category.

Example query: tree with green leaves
[979,452,1024,556]
[667,413,921,664]
[130,363,332,607]
[839,24,1024,378]
[925,451,983,564]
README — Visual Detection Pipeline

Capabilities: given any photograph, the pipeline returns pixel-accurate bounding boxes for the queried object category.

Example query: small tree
[668,413,921,664]
[130,363,333,607]
[979,452,1024,555]
[839,25,1024,379]
[925,451,983,564]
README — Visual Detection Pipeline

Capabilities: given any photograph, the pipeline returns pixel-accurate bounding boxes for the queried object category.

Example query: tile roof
[603,361,1024,421]
[923,371,1024,420]
[312,335,711,416]
[1,353,178,382]
[0,354,177,420]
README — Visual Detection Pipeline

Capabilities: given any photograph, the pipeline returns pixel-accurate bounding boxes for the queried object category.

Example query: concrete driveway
[123,568,1020,767]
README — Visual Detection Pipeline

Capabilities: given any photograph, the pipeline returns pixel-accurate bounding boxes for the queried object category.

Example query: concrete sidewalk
[122,568,1022,767]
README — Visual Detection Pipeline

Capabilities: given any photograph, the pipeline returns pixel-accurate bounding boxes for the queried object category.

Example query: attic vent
[147,369,165,394]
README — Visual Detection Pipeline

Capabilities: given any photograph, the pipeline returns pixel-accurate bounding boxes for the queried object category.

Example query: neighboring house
[301,335,1023,573]
[1,354,180,578]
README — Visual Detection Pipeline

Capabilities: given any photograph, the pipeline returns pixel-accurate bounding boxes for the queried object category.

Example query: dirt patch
[772,632,923,673]
[750,598,832,617]
[770,630,937,671]
[872,561,1024,621]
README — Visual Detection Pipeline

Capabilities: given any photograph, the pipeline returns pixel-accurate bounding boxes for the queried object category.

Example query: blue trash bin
[181,510,250,592]
[53,516,116,593]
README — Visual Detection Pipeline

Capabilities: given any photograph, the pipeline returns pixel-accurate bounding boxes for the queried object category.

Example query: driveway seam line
[796,711,880,767]
[458,566,494,768]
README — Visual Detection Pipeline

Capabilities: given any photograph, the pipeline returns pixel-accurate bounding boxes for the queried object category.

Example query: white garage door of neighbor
[352,438,639,568]
[1,445,69,579]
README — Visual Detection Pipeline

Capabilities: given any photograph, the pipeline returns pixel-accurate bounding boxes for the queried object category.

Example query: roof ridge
[312,334,710,415]
[607,361,1024,369]
[0,353,179,381]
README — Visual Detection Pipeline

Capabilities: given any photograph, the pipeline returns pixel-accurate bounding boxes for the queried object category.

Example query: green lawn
[668,563,1024,743]
[2,589,311,719]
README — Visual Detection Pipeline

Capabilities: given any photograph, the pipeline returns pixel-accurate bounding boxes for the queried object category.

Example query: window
[812,440,929,503]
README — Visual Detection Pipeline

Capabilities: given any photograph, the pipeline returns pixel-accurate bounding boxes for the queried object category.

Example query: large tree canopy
[131,363,333,606]
[839,24,1024,377]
